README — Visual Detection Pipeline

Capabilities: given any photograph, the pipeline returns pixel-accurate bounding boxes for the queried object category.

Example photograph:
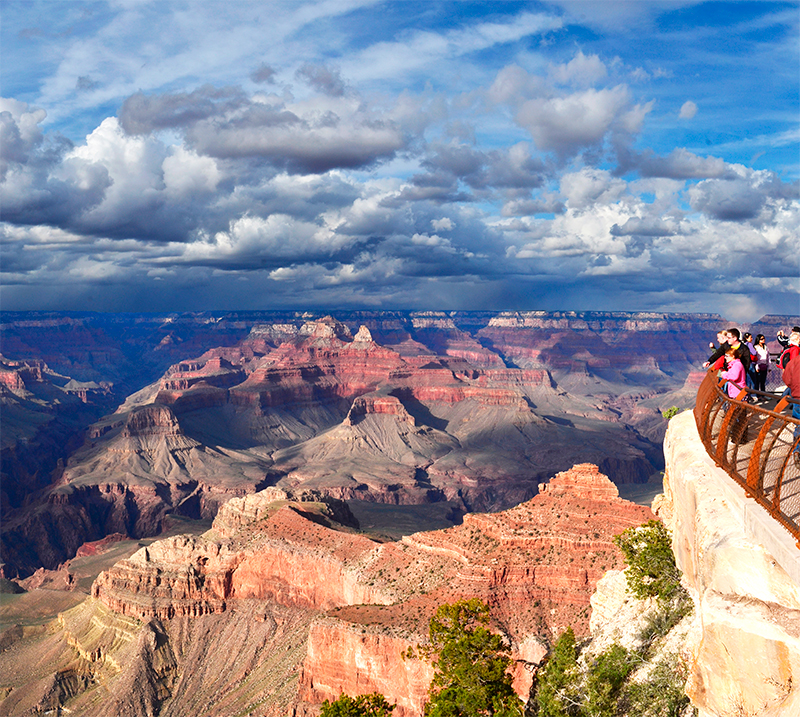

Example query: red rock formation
[90,464,654,715]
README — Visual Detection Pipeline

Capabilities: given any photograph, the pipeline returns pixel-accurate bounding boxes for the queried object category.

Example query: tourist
[777,326,800,350]
[705,328,751,376]
[780,341,800,467]
[708,330,728,352]
[778,332,800,370]
[720,345,746,400]
[753,334,769,392]
[743,332,757,389]
[704,330,731,368]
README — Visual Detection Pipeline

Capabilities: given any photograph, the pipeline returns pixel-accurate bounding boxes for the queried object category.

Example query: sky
[1,1,798,321]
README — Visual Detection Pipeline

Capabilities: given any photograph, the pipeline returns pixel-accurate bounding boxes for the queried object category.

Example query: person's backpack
[779,346,799,370]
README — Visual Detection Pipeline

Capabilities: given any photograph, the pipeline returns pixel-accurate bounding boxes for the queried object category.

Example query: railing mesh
[694,369,800,545]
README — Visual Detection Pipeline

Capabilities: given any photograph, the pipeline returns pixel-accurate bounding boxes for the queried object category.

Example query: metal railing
[694,369,800,545]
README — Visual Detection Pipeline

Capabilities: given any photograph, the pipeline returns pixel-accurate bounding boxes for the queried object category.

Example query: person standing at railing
[720,345,746,400]
[778,332,800,371]
[705,328,751,378]
[780,336,800,468]
[743,332,757,390]
[777,326,800,350]
[753,334,770,392]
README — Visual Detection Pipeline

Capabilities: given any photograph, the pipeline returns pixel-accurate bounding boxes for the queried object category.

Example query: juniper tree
[320,693,395,717]
[421,599,523,717]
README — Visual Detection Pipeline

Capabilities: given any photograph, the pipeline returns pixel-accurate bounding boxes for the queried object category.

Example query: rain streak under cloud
[1,0,798,321]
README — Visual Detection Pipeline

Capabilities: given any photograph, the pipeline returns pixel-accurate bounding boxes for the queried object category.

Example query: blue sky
[1,0,798,320]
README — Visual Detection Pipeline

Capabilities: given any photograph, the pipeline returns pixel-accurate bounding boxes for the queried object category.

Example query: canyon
[0,464,653,716]
[2,310,798,716]
[2,309,745,579]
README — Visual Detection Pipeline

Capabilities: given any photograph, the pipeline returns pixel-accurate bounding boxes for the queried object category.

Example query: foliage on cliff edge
[533,520,696,716]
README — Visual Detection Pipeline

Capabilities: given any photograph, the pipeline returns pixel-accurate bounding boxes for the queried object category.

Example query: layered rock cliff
[659,410,800,717]
[0,464,655,716]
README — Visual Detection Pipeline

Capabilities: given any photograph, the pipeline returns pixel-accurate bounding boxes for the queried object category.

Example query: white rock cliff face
[660,410,800,717]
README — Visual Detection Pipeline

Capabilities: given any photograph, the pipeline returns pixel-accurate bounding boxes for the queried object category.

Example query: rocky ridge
[0,463,654,716]
[69,464,652,715]
[3,315,665,578]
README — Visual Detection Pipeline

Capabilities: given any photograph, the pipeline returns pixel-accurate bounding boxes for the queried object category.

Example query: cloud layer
[1,1,798,321]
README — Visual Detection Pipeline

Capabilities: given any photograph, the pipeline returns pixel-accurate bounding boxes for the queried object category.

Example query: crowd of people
[703,324,800,466]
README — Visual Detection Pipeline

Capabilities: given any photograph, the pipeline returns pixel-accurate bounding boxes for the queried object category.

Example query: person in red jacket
[781,338,800,467]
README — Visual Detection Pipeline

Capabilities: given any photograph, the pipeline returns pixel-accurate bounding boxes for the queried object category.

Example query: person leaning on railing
[720,344,746,400]
[704,328,751,378]
[781,332,800,467]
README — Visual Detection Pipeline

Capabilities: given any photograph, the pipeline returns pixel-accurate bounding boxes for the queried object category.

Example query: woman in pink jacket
[721,347,746,399]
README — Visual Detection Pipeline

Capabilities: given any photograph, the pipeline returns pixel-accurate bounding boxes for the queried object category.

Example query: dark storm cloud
[0,110,32,171]
[501,197,565,216]
[419,142,546,192]
[119,85,247,135]
[634,148,732,180]
[0,104,114,228]
[186,108,405,173]
[688,174,798,223]
[251,64,276,84]
[1,160,112,229]
[610,217,675,237]
[119,85,408,174]
[295,64,347,97]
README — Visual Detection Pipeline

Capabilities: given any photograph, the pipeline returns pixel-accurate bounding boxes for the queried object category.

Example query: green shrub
[534,627,580,717]
[613,520,686,604]
[661,406,680,420]
[320,693,395,717]
[585,644,636,717]
[621,655,696,717]
[420,599,524,717]
[636,599,693,659]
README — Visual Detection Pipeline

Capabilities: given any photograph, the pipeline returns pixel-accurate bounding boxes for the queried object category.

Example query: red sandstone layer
[91,464,654,714]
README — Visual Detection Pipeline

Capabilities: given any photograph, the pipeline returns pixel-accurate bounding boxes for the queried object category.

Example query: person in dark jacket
[777,326,800,350]
[705,328,750,372]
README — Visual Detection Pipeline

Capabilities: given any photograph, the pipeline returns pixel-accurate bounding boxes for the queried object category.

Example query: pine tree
[421,599,523,717]
[534,627,580,717]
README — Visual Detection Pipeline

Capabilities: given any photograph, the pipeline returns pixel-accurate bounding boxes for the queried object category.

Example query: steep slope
[2,316,665,578]
[0,464,653,717]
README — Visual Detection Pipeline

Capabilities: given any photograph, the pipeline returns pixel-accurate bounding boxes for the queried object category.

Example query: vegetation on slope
[534,520,696,717]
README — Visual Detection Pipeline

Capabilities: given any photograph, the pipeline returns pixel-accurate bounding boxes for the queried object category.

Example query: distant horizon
[2,1,798,321]
[2,307,798,326]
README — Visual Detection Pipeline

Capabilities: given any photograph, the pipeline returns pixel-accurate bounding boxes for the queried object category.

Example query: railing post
[746,398,790,493]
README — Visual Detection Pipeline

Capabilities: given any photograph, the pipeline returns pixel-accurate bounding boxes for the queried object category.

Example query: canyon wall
[660,411,800,717]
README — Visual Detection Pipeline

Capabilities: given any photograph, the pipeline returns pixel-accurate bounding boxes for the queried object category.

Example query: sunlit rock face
[76,464,654,715]
[660,411,800,717]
